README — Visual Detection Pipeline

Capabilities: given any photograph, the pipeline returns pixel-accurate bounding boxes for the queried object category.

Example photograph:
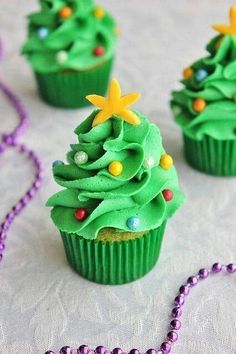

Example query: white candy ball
[74,151,88,166]
[172,105,182,116]
[56,50,68,64]
[143,156,155,169]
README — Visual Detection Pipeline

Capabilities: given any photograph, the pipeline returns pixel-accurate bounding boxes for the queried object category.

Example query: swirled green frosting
[171,34,236,140]
[47,111,185,240]
[22,0,117,73]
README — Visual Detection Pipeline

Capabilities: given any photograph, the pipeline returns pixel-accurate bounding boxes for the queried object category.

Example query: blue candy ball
[37,27,49,39]
[52,160,64,168]
[127,216,140,230]
[195,69,208,82]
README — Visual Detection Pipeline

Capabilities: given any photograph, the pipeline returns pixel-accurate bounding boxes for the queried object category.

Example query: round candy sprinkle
[108,161,123,176]
[37,27,49,39]
[160,153,173,170]
[143,156,155,169]
[74,151,88,166]
[94,46,105,57]
[195,69,208,82]
[60,347,72,354]
[127,216,140,230]
[183,67,193,80]
[75,208,88,221]
[172,105,182,116]
[52,160,64,168]
[162,189,174,202]
[56,50,68,64]
[59,7,73,19]
[93,6,105,19]
[193,98,206,112]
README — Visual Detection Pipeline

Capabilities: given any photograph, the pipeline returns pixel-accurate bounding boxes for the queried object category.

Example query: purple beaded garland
[78,345,90,354]
[160,342,171,354]
[187,276,198,287]
[170,319,181,330]
[112,348,123,354]
[227,263,236,273]
[212,262,222,273]
[174,295,185,306]
[129,349,140,354]
[146,349,157,354]
[60,346,72,354]
[179,285,190,296]
[171,306,182,318]
[198,268,209,279]
[167,331,178,342]
[95,346,107,354]
[0,75,43,264]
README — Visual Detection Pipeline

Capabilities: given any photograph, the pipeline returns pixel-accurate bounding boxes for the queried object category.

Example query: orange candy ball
[59,6,73,19]
[183,67,193,80]
[193,98,207,112]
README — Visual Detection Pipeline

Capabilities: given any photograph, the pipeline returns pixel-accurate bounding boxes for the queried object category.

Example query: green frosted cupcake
[171,7,236,176]
[21,0,117,108]
[47,79,185,284]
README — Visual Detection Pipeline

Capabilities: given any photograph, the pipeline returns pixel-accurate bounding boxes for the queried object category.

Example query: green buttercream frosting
[171,34,236,140]
[22,0,117,73]
[47,111,185,240]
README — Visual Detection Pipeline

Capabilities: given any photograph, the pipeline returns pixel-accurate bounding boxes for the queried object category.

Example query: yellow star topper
[212,6,236,35]
[86,79,141,127]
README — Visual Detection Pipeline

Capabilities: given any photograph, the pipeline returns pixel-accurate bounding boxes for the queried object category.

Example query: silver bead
[143,156,154,169]
[74,151,88,166]
[56,50,68,64]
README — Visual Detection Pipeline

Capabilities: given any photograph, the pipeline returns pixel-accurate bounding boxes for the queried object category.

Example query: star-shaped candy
[212,6,236,35]
[86,79,141,127]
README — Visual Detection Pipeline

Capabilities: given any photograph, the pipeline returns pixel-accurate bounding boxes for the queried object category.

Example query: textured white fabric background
[1,1,236,353]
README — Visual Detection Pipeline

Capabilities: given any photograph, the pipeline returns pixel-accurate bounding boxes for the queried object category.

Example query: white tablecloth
[1,1,236,353]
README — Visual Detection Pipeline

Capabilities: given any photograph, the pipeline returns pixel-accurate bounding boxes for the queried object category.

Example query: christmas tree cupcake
[22,0,117,108]
[171,7,236,176]
[47,79,185,284]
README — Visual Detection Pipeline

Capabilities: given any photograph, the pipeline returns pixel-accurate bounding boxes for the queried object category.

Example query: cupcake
[21,0,117,108]
[47,79,185,284]
[171,7,236,176]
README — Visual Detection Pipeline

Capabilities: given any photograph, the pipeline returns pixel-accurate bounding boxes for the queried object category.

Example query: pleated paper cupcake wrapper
[34,57,113,108]
[60,222,166,285]
[183,133,236,176]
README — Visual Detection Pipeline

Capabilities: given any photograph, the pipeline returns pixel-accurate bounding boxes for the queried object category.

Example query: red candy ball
[162,189,174,201]
[93,46,105,56]
[75,208,88,221]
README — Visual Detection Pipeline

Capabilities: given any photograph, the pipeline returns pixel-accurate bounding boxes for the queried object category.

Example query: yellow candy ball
[183,67,193,80]
[108,161,123,176]
[160,154,173,170]
[93,6,105,19]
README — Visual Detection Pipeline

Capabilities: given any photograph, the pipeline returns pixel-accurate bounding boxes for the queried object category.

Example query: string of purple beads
[0,80,43,263]
[45,262,236,354]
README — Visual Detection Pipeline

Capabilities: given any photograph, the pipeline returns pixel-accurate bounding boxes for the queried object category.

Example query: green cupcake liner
[60,222,166,285]
[34,57,114,108]
[183,133,236,176]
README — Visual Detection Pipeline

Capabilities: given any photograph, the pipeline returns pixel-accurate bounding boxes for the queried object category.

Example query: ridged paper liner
[34,57,113,108]
[183,133,236,176]
[60,222,166,285]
